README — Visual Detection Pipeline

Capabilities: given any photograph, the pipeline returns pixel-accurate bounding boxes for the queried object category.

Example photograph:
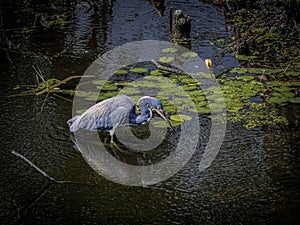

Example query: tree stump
[170,9,191,44]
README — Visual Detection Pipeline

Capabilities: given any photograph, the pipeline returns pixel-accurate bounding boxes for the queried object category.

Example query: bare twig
[283,60,292,73]
[11,150,95,185]
[12,151,55,182]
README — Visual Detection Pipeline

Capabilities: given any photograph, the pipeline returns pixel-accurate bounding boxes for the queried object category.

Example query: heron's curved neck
[129,97,153,125]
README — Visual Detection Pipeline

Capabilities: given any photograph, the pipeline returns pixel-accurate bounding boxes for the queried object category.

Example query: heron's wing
[76,95,134,131]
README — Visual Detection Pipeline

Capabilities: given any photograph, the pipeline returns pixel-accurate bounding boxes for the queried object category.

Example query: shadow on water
[0,0,299,224]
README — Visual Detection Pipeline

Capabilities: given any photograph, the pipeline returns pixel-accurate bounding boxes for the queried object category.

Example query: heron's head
[150,98,164,111]
[142,97,175,133]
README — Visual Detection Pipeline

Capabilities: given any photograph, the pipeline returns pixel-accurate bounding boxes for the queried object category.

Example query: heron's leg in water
[109,130,125,152]
[103,137,109,145]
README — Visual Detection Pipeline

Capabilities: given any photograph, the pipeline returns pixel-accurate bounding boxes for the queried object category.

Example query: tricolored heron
[67,95,175,149]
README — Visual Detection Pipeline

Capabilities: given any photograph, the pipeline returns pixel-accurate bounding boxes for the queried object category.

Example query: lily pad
[130,67,148,73]
[290,97,300,103]
[195,106,211,114]
[114,69,128,75]
[181,51,198,58]
[268,96,289,104]
[227,106,243,113]
[189,89,205,97]
[150,69,168,76]
[273,86,292,92]
[237,75,255,81]
[92,80,108,85]
[193,100,207,108]
[266,81,288,87]
[272,91,295,98]
[152,119,181,128]
[290,81,300,86]
[159,57,174,63]
[170,114,192,122]
[162,47,177,53]
[97,84,119,91]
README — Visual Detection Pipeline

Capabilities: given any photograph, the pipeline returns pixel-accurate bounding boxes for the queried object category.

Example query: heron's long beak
[153,108,176,133]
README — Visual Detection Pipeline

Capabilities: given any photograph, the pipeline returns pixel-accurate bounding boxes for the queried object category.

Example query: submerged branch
[11,150,95,185]
[152,60,222,80]
[151,60,184,74]
[35,75,94,95]
[12,151,55,182]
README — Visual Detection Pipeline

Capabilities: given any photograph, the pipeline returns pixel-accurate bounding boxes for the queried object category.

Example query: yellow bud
[205,59,212,69]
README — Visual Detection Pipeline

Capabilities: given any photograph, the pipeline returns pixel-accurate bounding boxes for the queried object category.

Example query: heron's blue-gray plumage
[68,95,135,132]
[67,95,173,142]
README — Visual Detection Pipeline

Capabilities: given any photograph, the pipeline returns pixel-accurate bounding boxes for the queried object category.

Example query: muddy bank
[205,0,299,70]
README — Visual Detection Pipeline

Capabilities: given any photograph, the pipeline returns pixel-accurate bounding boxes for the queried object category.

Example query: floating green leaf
[268,96,289,104]
[152,120,181,128]
[273,86,292,92]
[290,81,300,86]
[181,51,198,58]
[92,80,108,85]
[159,57,174,63]
[162,47,177,53]
[189,89,205,97]
[290,97,300,103]
[195,106,211,114]
[129,67,148,73]
[114,69,128,75]
[150,69,168,76]
[170,114,192,122]
[266,80,288,87]
[97,84,119,91]
[237,75,255,81]
[272,91,295,98]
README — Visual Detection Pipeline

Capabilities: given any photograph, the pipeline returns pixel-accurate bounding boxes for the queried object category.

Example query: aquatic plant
[114,69,128,75]
[162,47,178,53]
[159,57,174,63]
[129,67,148,73]
[181,51,198,58]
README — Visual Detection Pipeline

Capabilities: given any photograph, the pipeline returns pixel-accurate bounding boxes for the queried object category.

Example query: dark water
[0,0,299,224]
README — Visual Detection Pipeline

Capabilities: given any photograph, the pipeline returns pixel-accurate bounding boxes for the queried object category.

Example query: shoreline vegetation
[206,0,299,72]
